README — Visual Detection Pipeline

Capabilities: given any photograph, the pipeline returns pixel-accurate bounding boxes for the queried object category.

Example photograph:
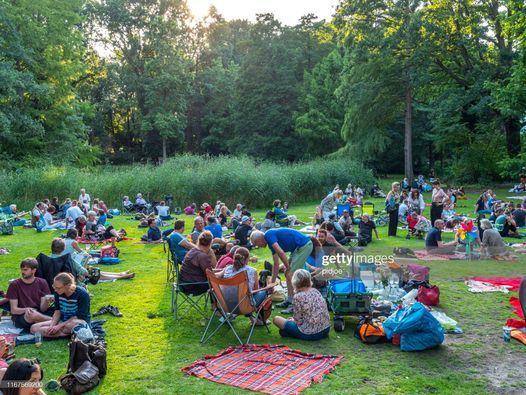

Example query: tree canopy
[0,0,525,181]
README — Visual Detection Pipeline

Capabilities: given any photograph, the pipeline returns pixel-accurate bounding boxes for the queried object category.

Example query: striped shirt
[54,286,91,323]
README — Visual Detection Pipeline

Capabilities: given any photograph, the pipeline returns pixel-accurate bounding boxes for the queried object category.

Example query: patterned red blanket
[182,344,343,395]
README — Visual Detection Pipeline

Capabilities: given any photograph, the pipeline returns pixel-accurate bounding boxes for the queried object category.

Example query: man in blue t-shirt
[425,219,457,254]
[168,220,196,262]
[250,228,313,313]
[204,216,223,239]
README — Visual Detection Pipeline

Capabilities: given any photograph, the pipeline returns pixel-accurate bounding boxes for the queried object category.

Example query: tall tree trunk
[428,142,434,175]
[501,116,521,157]
[162,136,167,162]
[404,81,413,184]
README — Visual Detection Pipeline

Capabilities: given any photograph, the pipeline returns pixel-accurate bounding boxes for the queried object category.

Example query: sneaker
[93,306,108,316]
[281,306,294,315]
[107,305,123,317]
[275,300,291,309]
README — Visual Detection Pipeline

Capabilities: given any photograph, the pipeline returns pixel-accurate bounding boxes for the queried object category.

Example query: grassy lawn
[1,189,525,394]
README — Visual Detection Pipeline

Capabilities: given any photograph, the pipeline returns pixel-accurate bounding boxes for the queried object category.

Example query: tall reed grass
[0,155,373,209]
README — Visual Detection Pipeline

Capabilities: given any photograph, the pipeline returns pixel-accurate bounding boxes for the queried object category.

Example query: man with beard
[6,258,53,330]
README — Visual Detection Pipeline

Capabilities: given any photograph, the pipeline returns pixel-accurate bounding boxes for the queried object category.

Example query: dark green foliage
[0,0,525,181]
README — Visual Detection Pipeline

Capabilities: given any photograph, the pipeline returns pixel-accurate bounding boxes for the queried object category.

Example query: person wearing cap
[320,189,343,221]
[235,216,253,247]
[338,209,356,237]
[250,228,313,314]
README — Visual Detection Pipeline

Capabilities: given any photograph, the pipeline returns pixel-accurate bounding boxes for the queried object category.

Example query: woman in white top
[79,188,91,211]
[156,200,172,220]
[431,180,447,226]
[42,206,66,230]
[407,189,426,214]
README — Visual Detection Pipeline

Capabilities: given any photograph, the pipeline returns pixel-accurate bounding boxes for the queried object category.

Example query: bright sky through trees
[186,0,339,24]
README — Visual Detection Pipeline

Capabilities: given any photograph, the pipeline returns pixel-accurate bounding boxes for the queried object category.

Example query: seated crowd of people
[1,179,525,392]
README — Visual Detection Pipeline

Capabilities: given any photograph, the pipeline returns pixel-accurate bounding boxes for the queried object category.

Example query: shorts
[13,314,31,330]
[289,241,313,273]
[279,320,330,341]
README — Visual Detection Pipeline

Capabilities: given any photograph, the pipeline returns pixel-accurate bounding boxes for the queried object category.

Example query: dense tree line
[0,0,524,181]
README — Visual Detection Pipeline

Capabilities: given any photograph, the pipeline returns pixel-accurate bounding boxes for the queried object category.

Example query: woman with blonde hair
[273,269,330,340]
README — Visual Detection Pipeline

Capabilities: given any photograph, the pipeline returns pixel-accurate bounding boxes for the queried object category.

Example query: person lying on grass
[273,269,330,340]
[31,272,90,338]
[250,228,313,314]
[6,258,53,332]
[63,230,135,281]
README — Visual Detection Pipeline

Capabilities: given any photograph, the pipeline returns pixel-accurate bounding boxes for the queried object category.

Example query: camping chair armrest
[252,282,278,294]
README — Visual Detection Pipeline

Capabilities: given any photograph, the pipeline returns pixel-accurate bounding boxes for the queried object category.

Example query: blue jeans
[280,321,330,340]
[252,290,267,307]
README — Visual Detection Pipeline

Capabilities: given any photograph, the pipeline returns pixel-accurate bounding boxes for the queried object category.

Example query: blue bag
[109,209,121,216]
[383,302,444,351]
[330,279,366,294]
[98,257,121,265]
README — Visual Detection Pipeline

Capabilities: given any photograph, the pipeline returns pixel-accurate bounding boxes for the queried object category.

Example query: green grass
[2,188,525,394]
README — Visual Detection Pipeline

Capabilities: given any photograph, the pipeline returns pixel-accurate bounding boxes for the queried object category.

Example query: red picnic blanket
[470,277,521,292]
[182,344,343,395]
[76,236,133,244]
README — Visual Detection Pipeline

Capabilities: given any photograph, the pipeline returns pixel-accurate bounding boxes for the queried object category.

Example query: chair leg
[246,317,258,344]
[200,308,218,343]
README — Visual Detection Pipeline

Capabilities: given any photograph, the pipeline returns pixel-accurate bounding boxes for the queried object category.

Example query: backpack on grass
[354,317,387,344]
[0,221,13,235]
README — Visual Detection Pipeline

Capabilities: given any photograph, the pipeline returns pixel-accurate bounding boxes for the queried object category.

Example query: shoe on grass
[107,305,123,317]
[93,306,108,316]
[275,300,291,309]
[281,306,294,315]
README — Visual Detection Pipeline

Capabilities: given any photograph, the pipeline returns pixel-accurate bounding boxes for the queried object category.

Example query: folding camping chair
[171,256,210,321]
[164,240,176,284]
[361,202,375,217]
[35,253,74,290]
[201,269,275,344]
